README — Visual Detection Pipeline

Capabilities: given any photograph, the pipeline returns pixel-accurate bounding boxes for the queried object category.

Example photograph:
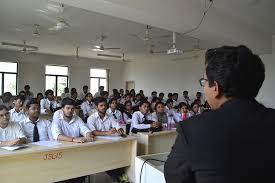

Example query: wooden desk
[0,137,137,183]
[134,129,177,155]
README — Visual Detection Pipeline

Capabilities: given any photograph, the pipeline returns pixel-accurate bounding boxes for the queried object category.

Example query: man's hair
[0,105,9,111]
[152,97,160,103]
[94,97,107,106]
[183,91,189,94]
[139,100,150,107]
[26,98,40,109]
[14,95,25,102]
[205,45,265,99]
[152,91,157,95]
[159,92,164,96]
[172,93,178,96]
[37,93,43,97]
[24,85,30,89]
[168,93,172,97]
[166,99,173,104]
[61,98,76,108]
[83,85,88,89]
[45,89,54,96]
[108,98,117,105]
[155,101,164,110]
[100,91,109,97]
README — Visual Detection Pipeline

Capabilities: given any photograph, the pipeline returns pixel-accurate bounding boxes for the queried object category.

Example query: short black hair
[139,100,150,107]
[178,102,188,108]
[152,97,160,103]
[183,91,188,94]
[61,98,76,108]
[37,93,43,97]
[205,45,265,99]
[108,98,117,105]
[155,101,164,110]
[152,91,157,95]
[85,92,92,98]
[0,105,9,111]
[45,89,54,96]
[94,97,107,106]
[24,85,30,89]
[159,92,164,96]
[83,85,88,89]
[168,93,172,97]
[26,98,40,109]
[14,95,25,102]
[166,99,173,104]
[100,91,109,97]
[172,93,178,96]
[71,88,77,92]
[191,102,200,109]
[196,92,202,95]
[124,100,132,106]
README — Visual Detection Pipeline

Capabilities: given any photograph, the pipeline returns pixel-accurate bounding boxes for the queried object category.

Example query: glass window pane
[100,79,107,91]
[46,65,68,75]
[3,74,17,95]
[0,62,17,73]
[90,69,107,78]
[90,78,99,95]
[0,74,2,95]
[46,76,56,95]
[57,77,67,96]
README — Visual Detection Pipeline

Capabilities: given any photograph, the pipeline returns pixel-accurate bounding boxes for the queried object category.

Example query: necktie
[50,102,54,112]
[113,113,117,119]
[33,123,40,142]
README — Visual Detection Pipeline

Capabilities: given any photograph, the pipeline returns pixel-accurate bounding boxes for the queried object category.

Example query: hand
[72,137,87,143]
[45,109,52,115]
[85,134,95,142]
[117,128,124,135]
[4,139,21,146]
[106,128,117,135]
[151,121,161,128]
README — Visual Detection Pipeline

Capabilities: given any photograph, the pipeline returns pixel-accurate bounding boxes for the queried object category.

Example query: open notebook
[1,144,28,151]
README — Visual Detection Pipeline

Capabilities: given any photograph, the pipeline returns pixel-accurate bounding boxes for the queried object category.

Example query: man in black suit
[164,45,275,183]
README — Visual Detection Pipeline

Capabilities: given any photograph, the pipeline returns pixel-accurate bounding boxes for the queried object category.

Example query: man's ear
[212,81,222,98]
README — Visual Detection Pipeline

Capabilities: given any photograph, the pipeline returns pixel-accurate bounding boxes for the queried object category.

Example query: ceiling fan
[91,34,121,52]
[96,52,132,62]
[1,41,39,53]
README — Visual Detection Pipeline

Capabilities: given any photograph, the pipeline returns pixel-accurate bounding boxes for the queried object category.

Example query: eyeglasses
[199,78,208,87]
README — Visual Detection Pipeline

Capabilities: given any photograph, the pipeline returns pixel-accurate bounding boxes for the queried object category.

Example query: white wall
[0,49,124,95]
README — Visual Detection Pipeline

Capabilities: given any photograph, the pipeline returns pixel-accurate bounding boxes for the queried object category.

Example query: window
[0,62,18,95]
[45,65,69,96]
[90,68,108,95]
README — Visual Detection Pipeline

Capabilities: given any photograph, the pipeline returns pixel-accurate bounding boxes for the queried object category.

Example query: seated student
[20,99,52,142]
[61,87,70,100]
[165,99,181,124]
[36,93,44,104]
[100,91,109,100]
[190,102,201,116]
[40,89,59,115]
[24,85,34,100]
[119,89,124,98]
[172,93,179,107]
[152,102,168,125]
[78,85,89,101]
[51,98,94,143]
[123,101,133,135]
[0,105,27,146]
[9,95,27,123]
[148,91,157,103]
[106,98,123,123]
[94,86,104,98]
[159,92,166,103]
[181,90,191,107]
[178,102,193,121]
[151,97,161,113]
[70,91,82,106]
[2,92,14,110]
[87,97,124,136]
[80,93,95,121]
[131,100,161,133]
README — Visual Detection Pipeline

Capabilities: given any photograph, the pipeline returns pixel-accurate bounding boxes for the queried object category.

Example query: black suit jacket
[164,99,275,183]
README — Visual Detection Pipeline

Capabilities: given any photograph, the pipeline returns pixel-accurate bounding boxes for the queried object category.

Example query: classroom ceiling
[0,0,274,62]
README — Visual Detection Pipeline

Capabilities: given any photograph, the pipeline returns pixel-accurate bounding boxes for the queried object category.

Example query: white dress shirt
[123,112,133,124]
[131,111,156,130]
[165,107,180,123]
[87,112,120,132]
[106,108,123,122]
[51,114,91,140]
[81,101,95,117]
[94,92,101,98]
[9,108,27,123]
[19,117,53,142]
[78,92,87,101]
[173,100,180,107]
[40,98,59,114]
[0,121,26,141]
[61,93,70,100]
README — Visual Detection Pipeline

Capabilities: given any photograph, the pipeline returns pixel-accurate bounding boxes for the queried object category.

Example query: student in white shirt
[123,101,133,135]
[9,95,27,123]
[78,85,89,101]
[190,102,201,116]
[61,87,70,100]
[151,97,161,113]
[24,85,34,100]
[40,89,59,115]
[165,99,180,125]
[131,100,161,133]
[20,99,52,142]
[159,92,166,103]
[172,93,180,107]
[51,98,94,143]
[94,86,104,98]
[87,97,124,136]
[181,90,191,107]
[152,102,168,124]
[148,91,157,103]
[80,93,95,121]
[0,105,27,146]
[106,98,123,123]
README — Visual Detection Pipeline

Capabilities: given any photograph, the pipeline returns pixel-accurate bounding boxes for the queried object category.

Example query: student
[70,91,82,106]
[159,92,166,103]
[36,93,44,104]
[87,97,124,136]
[51,98,94,143]
[150,97,161,113]
[165,99,180,124]
[178,102,192,121]
[9,95,27,123]
[152,102,168,125]
[80,93,95,121]
[172,93,179,107]
[106,98,123,123]
[131,100,161,133]
[20,99,52,142]
[0,105,27,146]
[94,86,104,98]
[148,91,157,102]
[78,85,89,101]
[119,89,124,98]
[2,92,13,110]
[123,101,133,135]
[166,93,173,103]
[190,102,201,116]
[61,87,70,100]
[195,91,205,104]
[182,90,191,107]
[100,91,109,99]
[40,89,59,115]
[24,85,34,100]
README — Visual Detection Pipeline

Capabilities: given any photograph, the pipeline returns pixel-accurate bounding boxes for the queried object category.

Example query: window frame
[0,61,18,95]
[45,65,69,96]
[89,68,109,94]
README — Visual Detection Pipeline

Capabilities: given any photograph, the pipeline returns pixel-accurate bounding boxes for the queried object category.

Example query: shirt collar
[95,111,109,121]
[60,114,77,124]
[25,117,41,124]
[10,108,24,114]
